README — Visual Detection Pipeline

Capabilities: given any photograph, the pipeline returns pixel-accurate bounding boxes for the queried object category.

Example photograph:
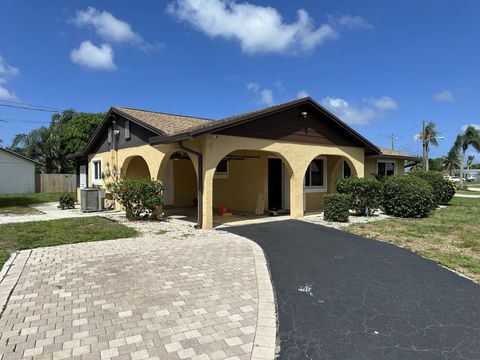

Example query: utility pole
[391,134,399,151]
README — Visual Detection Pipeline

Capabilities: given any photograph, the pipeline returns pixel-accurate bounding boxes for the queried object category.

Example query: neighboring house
[0,148,42,194]
[452,169,480,181]
[71,97,418,229]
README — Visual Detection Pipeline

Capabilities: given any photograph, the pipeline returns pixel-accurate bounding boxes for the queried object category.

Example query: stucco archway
[122,155,151,180]
[211,149,294,218]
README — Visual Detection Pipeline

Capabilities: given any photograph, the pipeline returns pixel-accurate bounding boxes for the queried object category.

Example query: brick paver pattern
[0,234,259,360]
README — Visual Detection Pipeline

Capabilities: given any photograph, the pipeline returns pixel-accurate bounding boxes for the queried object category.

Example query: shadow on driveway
[225,220,480,360]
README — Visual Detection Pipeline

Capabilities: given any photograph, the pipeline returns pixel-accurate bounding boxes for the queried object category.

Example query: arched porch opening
[302,154,358,214]
[156,150,198,221]
[122,155,151,180]
[211,149,293,225]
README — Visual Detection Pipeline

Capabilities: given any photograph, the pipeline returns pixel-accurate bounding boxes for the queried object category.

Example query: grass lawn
[0,192,74,215]
[0,217,138,268]
[347,197,480,283]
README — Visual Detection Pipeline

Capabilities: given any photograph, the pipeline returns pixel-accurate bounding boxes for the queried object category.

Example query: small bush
[324,193,353,222]
[383,175,433,218]
[58,193,75,210]
[440,179,456,204]
[336,177,382,215]
[107,178,163,220]
[411,170,455,207]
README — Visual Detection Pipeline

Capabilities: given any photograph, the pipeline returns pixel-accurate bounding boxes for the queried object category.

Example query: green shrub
[106,178,163,220]
[411,170,455,207]
[383,175,433,218]
[58,193,75,210]
[336,177,382,215]
[324,193,353,222]
[440,179,456,204]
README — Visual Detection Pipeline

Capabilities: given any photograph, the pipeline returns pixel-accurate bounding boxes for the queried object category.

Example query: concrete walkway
[0,233,276,360]
[0,203,104,225]
[454,193,480,198]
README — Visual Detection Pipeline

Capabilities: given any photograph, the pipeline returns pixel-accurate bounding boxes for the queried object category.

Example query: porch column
[289,171,304,218]
[201,162,216,230]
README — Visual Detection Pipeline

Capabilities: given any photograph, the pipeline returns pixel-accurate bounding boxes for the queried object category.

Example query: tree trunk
[460,150,465,189]
[425,146,429,171]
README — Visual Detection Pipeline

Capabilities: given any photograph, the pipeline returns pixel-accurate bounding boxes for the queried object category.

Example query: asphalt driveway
[226,220,480,360]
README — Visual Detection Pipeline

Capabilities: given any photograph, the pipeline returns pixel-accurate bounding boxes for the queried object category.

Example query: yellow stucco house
[72,97,418,229]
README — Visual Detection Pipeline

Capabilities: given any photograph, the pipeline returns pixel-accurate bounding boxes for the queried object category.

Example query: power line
[0,99,63,112]
[0,117,51,124]
[0,103,61,113]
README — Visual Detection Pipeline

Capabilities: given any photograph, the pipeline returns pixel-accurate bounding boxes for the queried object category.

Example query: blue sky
[1,0,479,159]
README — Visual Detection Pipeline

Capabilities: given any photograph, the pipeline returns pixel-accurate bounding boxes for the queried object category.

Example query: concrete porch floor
[163,207,292,228]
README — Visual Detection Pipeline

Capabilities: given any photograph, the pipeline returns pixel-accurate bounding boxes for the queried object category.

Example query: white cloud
[260,89,274,105]
[337,15,373,30]
[0,55,19,82]
[167,0,338,54]
[433,90,455,103]
[365,96,398,110]
[70,41,116,71]
[320,96,397,125]
[297,90,309,98]
[246,82,274,105]
[0,55,19,100]
[0,85,18,101]
[73,7,141,44]
[461,124,480,132]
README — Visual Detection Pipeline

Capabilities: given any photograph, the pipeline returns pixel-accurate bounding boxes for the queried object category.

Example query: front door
[268,158,282,209]
[79,165,87,188]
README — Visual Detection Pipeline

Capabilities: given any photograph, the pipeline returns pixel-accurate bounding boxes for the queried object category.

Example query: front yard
[348,197,480,282]
[0,217,138,268]
[0,192,74,215]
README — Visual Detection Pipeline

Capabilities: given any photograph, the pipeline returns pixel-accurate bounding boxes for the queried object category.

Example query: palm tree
[467,155,475,169]
[419,121,441,171]
[443,145,460,175]
[455,126,480,188]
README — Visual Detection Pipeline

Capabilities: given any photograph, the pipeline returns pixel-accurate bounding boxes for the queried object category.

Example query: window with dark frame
[377,161,395,176]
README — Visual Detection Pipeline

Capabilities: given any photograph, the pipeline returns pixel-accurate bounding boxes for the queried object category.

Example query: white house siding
[0,150,36,194]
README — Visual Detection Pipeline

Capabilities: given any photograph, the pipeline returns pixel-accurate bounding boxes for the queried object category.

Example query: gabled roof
[148,97,381,154]
[0,147,44,165]
[112,106,214,136]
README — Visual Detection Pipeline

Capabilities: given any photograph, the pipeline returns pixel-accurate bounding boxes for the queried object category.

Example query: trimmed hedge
[383,175,433,218]
[336,177,382,216]
[324,193,352,222]
[411,170,455,207]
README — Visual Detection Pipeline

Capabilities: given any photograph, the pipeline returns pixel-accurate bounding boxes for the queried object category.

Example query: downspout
[178,141,203,229]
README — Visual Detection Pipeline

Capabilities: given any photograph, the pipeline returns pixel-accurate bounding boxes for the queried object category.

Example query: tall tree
[420,121,441,171]
[9,110,104,173]
[467,155,475,169]
[443,145,460,175]
[454,126,480,188]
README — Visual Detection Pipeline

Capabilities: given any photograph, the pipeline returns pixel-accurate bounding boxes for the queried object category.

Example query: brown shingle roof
[113,106,214,136]
[375,147,420,161]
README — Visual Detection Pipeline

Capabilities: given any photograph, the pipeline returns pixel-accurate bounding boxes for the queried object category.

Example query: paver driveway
[0,232,275,360]
[227,220,480,360]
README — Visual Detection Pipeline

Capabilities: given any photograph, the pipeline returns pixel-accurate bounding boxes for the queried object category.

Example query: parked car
[466,175,476,182]
[445,176,460,182]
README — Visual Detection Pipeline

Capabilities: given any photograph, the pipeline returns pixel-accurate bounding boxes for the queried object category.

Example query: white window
[92,160,102,185]
[125,119,131,139]
[304,157,327,192]
[343,161,352,178]
[377,161,396,177]
[214,159,229,179]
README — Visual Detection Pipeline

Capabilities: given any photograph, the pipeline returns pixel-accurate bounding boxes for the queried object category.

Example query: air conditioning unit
[80,188,106,212]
